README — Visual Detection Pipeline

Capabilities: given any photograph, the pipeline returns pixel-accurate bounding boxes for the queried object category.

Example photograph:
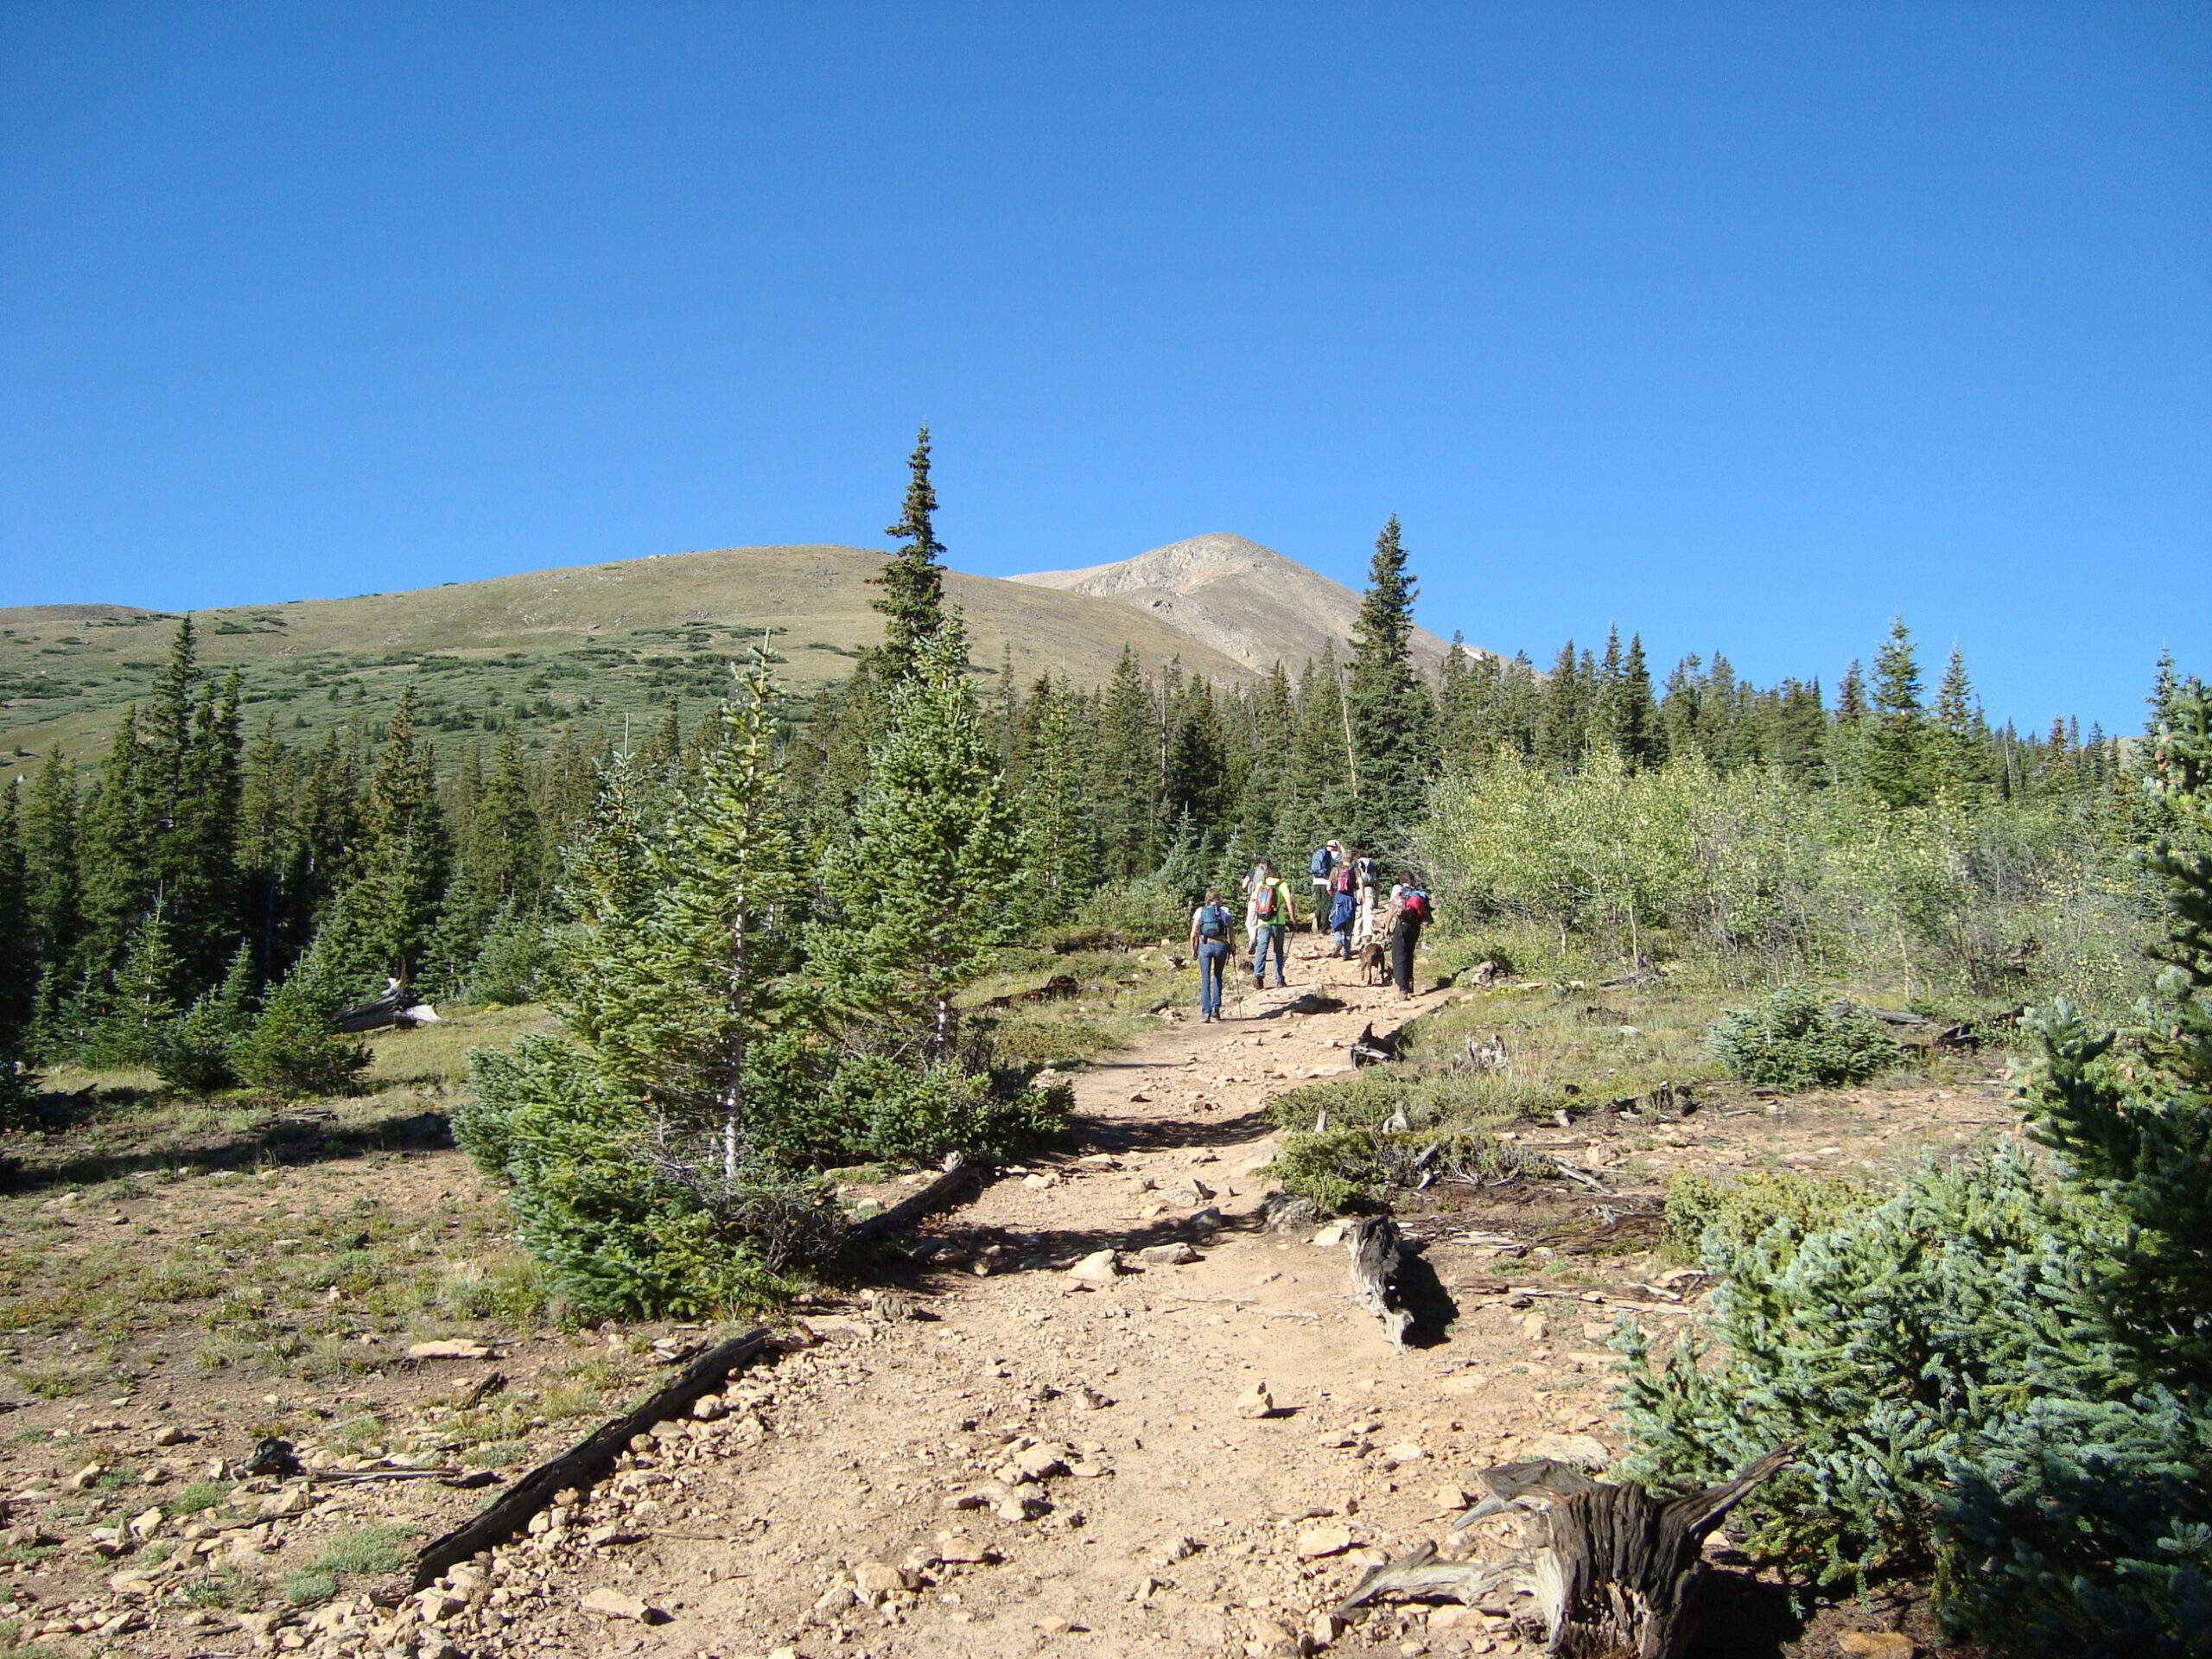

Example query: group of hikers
[1184,839,1433,1022]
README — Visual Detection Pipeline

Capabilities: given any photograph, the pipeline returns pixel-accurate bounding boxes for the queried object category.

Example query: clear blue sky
[3,4,2205,732]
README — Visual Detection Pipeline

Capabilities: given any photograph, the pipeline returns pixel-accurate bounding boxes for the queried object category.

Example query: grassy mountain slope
[0,543,1254,767]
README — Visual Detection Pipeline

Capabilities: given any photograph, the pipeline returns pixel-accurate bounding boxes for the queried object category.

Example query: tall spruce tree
[1595,629,1664,770]
[810,624,1020,1063]
[1535,641,1589,771]
[0,784,34,1076]
[22,751,81,980]
[1015,674,1096,913]
[1343,515,1436,846]
[592,654,808,1179]
[1095,647,1164,877]
[1932,642,1989,798]
[869,425,949,685]
[1863,616,1933,808]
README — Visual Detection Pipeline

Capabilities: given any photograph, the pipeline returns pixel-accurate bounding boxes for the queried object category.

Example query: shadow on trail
[1069,1104,1277,1154]
[1389,1239,1459,1349]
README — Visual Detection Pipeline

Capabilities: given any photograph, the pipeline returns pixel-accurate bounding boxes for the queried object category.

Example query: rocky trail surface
[6,945,2012,1659]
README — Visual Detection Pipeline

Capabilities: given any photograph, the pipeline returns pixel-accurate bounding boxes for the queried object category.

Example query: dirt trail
[448,948,1605,1659]
[324,949,2011,1659]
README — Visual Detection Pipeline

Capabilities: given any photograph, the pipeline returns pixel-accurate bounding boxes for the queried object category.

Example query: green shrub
[168,1480,231,1515]
[1707,983,1901,1086]
[229,999,368,1096]
[1270,1125,1555,1214]
[459,1034,822,1320]
[820,1058,1069,1166]
[1660,1167,1870,1262]
[1621,689,2212,1653]
[152,944,257,1096]
[462,912,554,1005]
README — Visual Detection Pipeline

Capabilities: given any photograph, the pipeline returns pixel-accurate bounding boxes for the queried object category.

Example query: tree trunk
[1337,1447,1793,1659]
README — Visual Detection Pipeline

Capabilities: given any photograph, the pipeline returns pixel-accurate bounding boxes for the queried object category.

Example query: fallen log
[333,981,442,1033]
[1343,1216,1413,1344]
[844,1153,989,1249]
[1340,1446,1793,1658]
[410,1326,768,1590]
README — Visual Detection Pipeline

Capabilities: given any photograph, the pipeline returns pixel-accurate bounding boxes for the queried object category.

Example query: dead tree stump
[1343,1216,1413,1344]
[1339,1447,1792,1658]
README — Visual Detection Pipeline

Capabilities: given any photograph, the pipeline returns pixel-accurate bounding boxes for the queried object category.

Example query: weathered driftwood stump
[1343,1215,1413,1344]
[1337,1446,1792,1659]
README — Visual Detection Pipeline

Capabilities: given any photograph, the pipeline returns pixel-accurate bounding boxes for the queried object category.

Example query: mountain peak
[1011,533,1459,674]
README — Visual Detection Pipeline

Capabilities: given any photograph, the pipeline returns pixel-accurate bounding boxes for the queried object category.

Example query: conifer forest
[1,438,2207,1658]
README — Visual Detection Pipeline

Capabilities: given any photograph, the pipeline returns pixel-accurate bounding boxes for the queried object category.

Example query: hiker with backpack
[1246,858,1297,989]
[1187,887,1236,1023]
[1308,842,1342,934]
[1351,851,1380,947]
[1326,855,1358,959]
[1385,875,1433,1000]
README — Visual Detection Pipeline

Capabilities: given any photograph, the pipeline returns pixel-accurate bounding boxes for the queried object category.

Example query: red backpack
[1401,887,1432,924]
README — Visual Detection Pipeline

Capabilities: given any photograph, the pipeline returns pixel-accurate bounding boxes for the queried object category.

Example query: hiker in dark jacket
[1187,887,1236,1023]
[1384,876,1433,999]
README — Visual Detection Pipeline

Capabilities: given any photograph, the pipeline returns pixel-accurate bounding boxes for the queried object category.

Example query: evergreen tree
[587,654,809,1179]
[90,908,182,1067]
[0,783,34,1070]
[868,424,948,684]
[1237,662,1298,853]
[1094,647,1164,877]
[1595,629,1664,770]
[1863,616,1933,808]
[320,690,452,995]
[810,625,1021,1063]
[22,750,81,977]
[153,941,256,1094]
[1163,676,1232,845]
[1342,515,1436,845]
[1014,675,1096,916]
[1286,646,1353,852]
[1535,641,1588,771]
[1770,678,1829,788]
[78,706,156,979]
[1932,642,1989,798]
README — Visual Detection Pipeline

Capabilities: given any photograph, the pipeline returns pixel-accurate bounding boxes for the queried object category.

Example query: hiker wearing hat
[1246,858,1297,989]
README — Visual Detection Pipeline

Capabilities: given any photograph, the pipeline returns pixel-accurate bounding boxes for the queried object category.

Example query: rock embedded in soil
[1236,1381,1277,1419]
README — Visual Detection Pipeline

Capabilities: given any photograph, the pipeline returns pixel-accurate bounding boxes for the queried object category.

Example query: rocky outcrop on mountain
[1011,532,1469,676]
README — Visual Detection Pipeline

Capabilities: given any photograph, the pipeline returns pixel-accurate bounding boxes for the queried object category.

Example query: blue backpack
[1309,847,1333,878]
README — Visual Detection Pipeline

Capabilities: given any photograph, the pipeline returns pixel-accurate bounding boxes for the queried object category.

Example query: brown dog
[1358,938,1388,985]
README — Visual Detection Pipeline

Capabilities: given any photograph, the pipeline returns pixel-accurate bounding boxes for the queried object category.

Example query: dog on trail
[1358,938,1388,985]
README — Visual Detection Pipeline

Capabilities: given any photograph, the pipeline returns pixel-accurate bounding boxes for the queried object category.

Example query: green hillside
[0,543,1253,766]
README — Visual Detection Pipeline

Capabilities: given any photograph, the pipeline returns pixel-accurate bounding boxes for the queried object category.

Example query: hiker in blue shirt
[1187,887,1236,1023]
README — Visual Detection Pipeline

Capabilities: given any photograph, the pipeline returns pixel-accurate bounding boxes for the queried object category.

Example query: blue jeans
[1252,923,1287,986]
[1197,940,1229,1017]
